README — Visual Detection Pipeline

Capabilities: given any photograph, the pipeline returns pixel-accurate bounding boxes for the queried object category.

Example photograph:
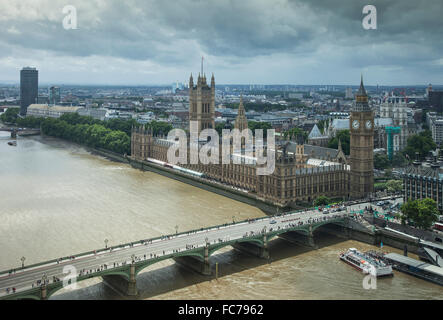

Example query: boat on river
[339,248,393,277]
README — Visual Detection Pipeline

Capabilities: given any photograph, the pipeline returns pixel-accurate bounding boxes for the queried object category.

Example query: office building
[20,67,38,116]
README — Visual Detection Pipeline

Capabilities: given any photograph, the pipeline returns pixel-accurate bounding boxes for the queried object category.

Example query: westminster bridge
[0,127,40,138]
[0,206,371,300]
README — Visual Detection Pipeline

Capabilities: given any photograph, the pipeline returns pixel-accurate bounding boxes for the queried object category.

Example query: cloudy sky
[0,0,442,86]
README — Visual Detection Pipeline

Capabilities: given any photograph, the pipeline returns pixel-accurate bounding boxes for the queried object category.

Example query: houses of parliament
[131,73,374,207]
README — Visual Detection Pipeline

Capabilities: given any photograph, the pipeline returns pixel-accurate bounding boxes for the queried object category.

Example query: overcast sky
[1,0,442,86]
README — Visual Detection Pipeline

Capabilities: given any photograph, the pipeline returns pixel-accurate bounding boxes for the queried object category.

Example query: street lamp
[42,273,47,286]
[131,254,135,263]
[175,225,178,234]
[232,216,235,223]
[104,239,109,249]
[20,256,25,268]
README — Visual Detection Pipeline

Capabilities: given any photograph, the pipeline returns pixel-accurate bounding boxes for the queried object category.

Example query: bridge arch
[311,218,346,234]
[267,227,310,241]
[133,250,205,277]
[45,267,134,299]
[208,237,264,257]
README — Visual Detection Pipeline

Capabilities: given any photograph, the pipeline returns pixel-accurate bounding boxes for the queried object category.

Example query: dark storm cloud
[0,0,442,84]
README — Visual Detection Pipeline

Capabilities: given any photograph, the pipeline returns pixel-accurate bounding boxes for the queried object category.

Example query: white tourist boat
[339,248,393,277]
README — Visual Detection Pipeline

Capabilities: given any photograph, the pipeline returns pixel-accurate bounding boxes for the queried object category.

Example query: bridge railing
[0,204,357,277]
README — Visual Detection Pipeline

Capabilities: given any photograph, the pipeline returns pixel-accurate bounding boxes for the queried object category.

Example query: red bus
[434,222,443,231]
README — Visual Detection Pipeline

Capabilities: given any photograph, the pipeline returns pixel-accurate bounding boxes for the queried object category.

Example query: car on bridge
[269,220,277,224]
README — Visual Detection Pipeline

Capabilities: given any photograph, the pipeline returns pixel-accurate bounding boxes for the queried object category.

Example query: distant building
[429,90,443,113]
[37,95,49,104]
[345,88,353,99]
[48,86,61,105]
[380,96,409,151]
[432,119,443,145]
[403,153,443,212]
[78,108,107,121]
[26,104,84,119]
[327,119,349,137]
[20,67,38,116]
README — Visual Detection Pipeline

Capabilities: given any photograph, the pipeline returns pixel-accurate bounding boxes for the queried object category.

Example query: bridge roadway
[0,207,354,299]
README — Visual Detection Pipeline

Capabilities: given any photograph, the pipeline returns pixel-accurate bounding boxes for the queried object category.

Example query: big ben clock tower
[350,76,374,199]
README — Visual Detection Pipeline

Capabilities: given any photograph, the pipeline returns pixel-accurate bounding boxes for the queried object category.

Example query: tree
[403,130,436,160]
[374,154,390,170]
[386,180,402,193]
[215,122,226,135]
[40,117,131,155]
[328,130,350,155]
[284,127,308,140]
[400,198,439,229]
[392,153,408,167]
[0,108,19,123]
[248,121,272,137]
[314,196,330,206]
[145,121,173,136]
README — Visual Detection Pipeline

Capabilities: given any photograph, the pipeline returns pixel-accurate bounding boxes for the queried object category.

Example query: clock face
[365,120,372,129]
[352,120,360,129]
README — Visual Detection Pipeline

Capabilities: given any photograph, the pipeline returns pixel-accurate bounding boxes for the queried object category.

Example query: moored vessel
[339,248,393,277]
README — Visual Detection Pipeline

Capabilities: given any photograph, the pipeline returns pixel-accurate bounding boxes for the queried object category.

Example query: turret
[189,73,193,88]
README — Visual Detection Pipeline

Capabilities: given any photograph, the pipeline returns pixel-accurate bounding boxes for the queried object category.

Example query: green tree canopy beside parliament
[400,198,439,229]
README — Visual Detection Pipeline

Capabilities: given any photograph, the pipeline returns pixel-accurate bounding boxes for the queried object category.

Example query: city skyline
[0,0,443,86]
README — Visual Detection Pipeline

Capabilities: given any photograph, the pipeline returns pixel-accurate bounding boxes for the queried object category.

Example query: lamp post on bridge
[131,254,135,264]
[232,216,235,224]
[20,256,25,268]
[104,239,108,249]
[175,225,178,235]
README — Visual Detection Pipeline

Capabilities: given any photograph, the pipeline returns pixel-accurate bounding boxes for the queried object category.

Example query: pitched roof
[286,141,339,160]
[308,124,326,139]
[403,163,443,180]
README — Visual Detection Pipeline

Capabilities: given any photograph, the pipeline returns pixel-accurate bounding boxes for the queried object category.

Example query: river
[0,132,442,300]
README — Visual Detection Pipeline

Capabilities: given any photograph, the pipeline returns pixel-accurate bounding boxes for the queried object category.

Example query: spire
[354,73,370,111]
[238,95,245,115]
[234,94,248,131]
[357,74,367,96]
[189,73,193,87]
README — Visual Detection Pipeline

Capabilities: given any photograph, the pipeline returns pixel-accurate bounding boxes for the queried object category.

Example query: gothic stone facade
[130,74,377,206]
[131,127,350,207]
[350,77,375,199]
